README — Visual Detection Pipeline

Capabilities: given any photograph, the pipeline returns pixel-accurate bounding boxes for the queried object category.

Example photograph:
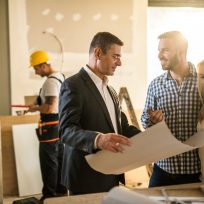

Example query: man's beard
[161,54,179,71]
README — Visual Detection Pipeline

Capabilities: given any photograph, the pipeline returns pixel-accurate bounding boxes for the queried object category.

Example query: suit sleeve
[59,79,97,154]
[121,111,141,137]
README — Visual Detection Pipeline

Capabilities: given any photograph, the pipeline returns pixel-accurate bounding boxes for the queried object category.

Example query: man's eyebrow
[113,54,121,57]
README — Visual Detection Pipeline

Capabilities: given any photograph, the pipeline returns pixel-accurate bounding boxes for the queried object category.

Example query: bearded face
[158,38,180,71]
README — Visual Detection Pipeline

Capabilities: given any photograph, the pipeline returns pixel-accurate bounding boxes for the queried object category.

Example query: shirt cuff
[94,133,102,149]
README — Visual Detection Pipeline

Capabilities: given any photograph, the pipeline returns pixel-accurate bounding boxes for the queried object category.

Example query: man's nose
[117,58,122,66]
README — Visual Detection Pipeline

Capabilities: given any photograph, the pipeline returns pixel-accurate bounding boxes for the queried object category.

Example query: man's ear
[94,47,102,60]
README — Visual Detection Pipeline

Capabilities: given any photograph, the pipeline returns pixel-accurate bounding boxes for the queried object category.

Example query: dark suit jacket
[59,68,140,194]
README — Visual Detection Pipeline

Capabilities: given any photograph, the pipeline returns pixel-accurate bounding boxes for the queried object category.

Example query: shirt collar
[165,62,196,80]
[84,65,109,86]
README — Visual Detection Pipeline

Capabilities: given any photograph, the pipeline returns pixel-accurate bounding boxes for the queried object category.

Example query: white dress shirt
[84,66,118,133]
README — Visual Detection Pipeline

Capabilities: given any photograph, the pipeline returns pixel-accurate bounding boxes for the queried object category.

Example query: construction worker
[26,50,67,201]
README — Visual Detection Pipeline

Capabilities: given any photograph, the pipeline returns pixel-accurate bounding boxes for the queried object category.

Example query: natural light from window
[148,7,204,84]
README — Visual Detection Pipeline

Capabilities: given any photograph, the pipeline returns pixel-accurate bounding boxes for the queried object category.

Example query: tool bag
[36,120,59,142]
[12,197,40,204]
[36,113,59,142]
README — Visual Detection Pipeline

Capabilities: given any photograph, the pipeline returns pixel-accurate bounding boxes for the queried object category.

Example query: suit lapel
[79,68,115,131]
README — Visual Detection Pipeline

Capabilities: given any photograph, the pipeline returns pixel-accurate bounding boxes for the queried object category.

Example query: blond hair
[197,60,204,122]
[158,31,188,57]
[197,60,204,105]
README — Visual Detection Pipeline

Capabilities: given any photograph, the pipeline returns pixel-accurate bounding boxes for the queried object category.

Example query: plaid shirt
[141,62,202,174]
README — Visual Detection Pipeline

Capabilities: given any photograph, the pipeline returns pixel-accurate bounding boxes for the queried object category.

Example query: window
[148,7,204,83]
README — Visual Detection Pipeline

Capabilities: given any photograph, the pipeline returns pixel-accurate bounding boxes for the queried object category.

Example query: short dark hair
[89,32,124,54]
[158,31,188,55]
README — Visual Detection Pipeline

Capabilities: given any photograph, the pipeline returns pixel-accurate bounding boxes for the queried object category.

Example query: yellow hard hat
[29,50,49,67]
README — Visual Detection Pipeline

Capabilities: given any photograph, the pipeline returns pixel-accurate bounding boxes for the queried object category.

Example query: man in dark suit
[59,32,140,195]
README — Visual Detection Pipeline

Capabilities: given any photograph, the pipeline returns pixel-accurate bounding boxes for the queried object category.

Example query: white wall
[9,0,148,113]
[9,0,43,109]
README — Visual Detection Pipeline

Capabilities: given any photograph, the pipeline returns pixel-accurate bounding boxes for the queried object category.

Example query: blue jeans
[149,164,201,187]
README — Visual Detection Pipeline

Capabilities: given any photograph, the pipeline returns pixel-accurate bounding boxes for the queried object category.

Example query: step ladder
[118,87,140,129]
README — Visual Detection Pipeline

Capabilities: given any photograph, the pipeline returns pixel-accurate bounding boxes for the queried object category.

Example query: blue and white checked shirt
[141,62,202,174]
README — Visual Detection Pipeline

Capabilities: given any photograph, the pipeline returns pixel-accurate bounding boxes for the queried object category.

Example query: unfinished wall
[9,0,148,112]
